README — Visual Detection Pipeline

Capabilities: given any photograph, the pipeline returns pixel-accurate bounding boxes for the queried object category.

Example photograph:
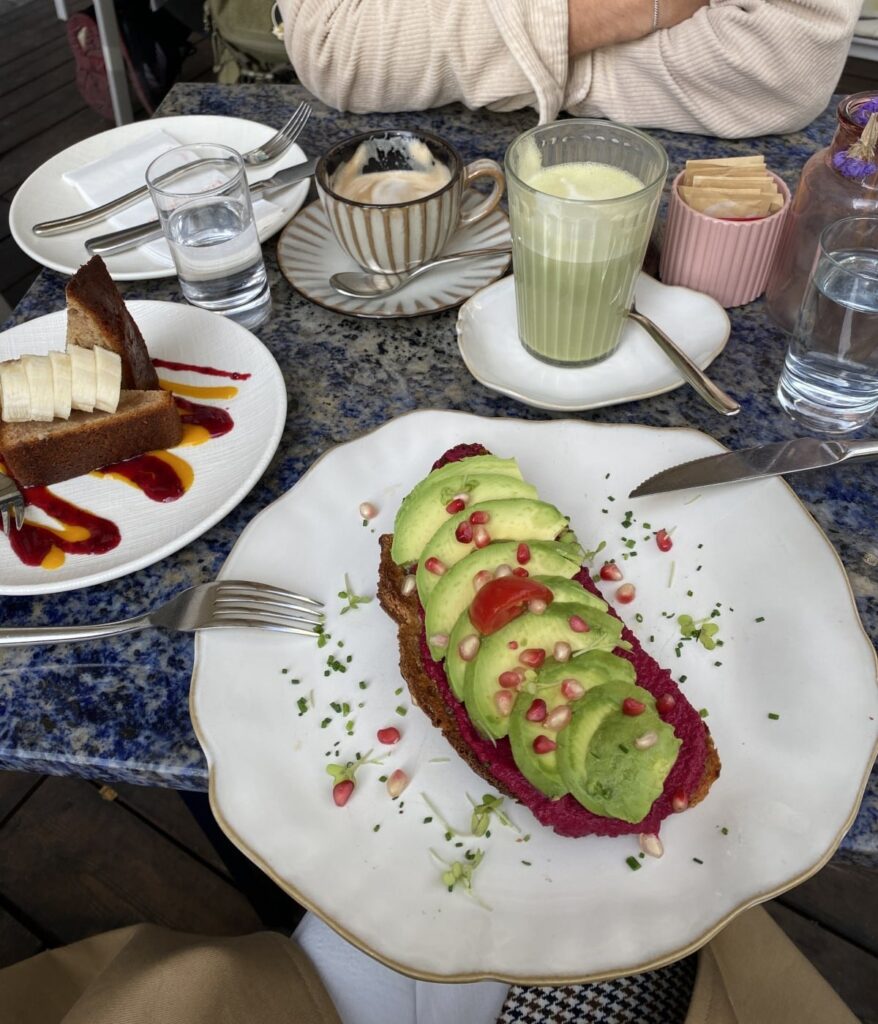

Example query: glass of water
[146,144,271,330]
[776,215,878,433]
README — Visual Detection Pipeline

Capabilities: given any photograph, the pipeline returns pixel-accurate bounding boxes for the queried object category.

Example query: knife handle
[86,221,165,257]
[627,310,740,417]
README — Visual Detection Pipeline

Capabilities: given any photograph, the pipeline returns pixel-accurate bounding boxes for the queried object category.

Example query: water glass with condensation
[147,144,271,330]
[776,216,878,433]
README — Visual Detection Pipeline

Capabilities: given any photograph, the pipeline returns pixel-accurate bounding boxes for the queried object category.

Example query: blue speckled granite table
[1,84,875,863]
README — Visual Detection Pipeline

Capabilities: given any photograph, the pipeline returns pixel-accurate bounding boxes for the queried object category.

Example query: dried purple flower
[833,112,878,181]
[850,96,878,128]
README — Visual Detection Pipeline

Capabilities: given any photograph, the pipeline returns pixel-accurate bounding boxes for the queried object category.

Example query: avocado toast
[377,443,720,839]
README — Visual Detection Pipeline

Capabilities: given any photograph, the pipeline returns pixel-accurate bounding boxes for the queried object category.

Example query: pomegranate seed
[377,726,401,745]
[516,543,531,565]
[639,833,664,858]
[507,640,519,650]
[458,634,481,661]
[386,769,409,799]
[533,735,557,755]
[425,556,446,576]
[528,598,548,615]
[655,528,673,552]
[429,633,449,649]
[561,678,585,700]
[544,705,572,731]
[472,525,491,548]
[400,575,417,597]
[455,520,473,543]
[525,698,547,722]
[469,510,490,524]
[512,567,529,577]
[359,501,378,520]
[671,790,689,813]
[622,697,646,716]
[634,730,658,750]
[616,583,636,604]
[656,693,677,715]
[333,780,354,807]
[553,641,572,662]
[499,669,524,688]
[518,648,546,669]
[452,492,470,508]
[446,497,466,515]
[473,570,492,591]
[493,563,513,578]
[494,690,515,716]
[568,615,590,633]
[600,562,623,581]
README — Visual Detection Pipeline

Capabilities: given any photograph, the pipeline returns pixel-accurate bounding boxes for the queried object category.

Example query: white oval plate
[0,301,286,595]
[191,410,877,983]
[9,116,310,281]
[457,275,730,411]
[277,198,511,318]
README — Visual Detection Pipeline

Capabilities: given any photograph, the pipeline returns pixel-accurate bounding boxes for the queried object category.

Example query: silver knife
[83,158,317,258]
[629,437,878,498]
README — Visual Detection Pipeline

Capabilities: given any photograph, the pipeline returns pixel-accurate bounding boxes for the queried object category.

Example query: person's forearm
[568,0,652,55]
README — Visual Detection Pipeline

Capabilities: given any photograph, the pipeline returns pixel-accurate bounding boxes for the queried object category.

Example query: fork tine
[216,580,323,607]
[12,501,25,531]
[214,600,323,621]
[208,617,321,636]
[0,506,8,535]
[211,606,322,626]
[261,103,311,160]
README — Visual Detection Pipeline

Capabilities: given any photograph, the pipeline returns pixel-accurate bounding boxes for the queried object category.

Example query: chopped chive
[720,827,729,835]
[699,708,709,718]
[693,857,703,864]
[755,616,765,623]
[373,824,380,832]
[396,705,408,716]
[626,856,641,871]
[423,817,433,824]
[521,860,532,866]
[679,674,687,683]
[768,712,780,720]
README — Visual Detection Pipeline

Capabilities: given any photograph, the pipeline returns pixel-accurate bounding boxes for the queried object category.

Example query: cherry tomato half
[469,576,554,636]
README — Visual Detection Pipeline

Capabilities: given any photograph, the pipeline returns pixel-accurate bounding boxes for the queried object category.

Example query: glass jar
[765,92,878,334]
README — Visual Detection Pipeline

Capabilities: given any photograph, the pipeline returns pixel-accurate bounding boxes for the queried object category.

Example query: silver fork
[0,580,324,646]
[32,102,313,237]
[0,475,26,534]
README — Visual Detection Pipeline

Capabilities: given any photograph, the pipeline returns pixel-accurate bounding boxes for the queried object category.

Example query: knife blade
[629,437,878,498]
[84,158,318,258]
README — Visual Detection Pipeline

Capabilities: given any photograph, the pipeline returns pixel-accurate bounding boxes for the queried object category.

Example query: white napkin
[293,912,509,1024]
[63,129,281,267]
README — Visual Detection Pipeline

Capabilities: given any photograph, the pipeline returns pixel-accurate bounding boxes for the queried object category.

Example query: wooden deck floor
[1,1,877,1017]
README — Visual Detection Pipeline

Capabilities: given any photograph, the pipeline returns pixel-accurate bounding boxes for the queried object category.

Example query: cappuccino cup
[316,129,505,274]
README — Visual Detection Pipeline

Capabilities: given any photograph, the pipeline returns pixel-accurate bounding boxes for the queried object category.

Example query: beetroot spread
[415,443,710,838]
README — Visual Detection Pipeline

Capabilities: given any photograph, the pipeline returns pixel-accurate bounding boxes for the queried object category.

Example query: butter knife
[83,158,317,258]
[629,437,878,498]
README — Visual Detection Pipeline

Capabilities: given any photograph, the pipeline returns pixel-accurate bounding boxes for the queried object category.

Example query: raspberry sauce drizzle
[3,487,120,567]
[152,358,251,380]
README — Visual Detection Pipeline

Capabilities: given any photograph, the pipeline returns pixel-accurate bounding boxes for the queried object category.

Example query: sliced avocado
[423,544,585,661]
[442,573,604,699]
[557,680,681,823]
[508,651,637,798]
[463,602,625,740]
[416,499,573,606]
[392,475,538,565]
[398,456,522,517]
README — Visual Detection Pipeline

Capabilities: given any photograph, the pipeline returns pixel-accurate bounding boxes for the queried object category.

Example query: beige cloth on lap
[0,906,858,1024]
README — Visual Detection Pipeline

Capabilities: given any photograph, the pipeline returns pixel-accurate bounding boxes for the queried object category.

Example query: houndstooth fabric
[497,955,697,1023]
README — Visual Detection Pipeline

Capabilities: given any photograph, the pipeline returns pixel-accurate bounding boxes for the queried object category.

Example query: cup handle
[458,159,505,227]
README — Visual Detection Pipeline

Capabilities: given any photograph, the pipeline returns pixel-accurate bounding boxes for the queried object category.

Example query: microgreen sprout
[338,574,373,615]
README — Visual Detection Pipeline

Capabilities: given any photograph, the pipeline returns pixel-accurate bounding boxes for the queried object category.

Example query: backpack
[205,0,294,83]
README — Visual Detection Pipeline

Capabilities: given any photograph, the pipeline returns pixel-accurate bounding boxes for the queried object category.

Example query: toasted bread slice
[65,256,160,391]
[0,390,183,487]
[378,533,721,836]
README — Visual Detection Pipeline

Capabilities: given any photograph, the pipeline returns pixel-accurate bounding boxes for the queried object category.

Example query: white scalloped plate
[191,411,877,983]
[0,301,286,594]
[457,274,730,411]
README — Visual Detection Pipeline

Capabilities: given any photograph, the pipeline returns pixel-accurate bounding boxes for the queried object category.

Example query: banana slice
[21,354,55,422]
[0,361,32,422]
[49,351,73,420]
[93,347,122,413]
[69,345,97,413]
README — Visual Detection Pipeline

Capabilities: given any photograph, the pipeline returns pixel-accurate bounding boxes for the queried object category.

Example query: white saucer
[277,198,511,318]
[456,274,731,411]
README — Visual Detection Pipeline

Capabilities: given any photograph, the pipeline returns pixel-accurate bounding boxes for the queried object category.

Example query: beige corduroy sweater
[278,0,860,137]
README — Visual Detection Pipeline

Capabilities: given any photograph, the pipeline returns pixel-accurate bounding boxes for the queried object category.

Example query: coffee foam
[331,139,451,205]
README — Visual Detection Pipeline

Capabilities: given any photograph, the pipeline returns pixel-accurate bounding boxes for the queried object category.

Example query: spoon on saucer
[330,246,512,299]
[627,308,740,416]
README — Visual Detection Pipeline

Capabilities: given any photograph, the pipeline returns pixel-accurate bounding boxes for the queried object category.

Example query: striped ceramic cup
[316,129,505,274]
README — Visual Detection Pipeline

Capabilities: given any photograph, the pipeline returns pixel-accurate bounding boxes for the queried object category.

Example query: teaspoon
[330,246,512,299]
